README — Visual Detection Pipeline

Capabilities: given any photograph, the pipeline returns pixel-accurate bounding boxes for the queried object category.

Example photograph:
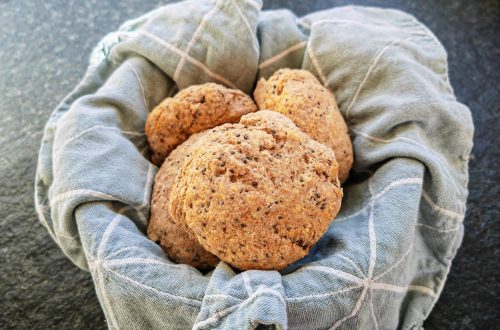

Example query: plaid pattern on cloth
[35,0,473,328]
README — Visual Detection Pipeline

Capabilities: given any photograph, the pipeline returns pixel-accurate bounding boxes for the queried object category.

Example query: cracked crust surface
[169,111,343,270]
[253,69,353,183]
[145,83,257,165]
[147,131,219,271]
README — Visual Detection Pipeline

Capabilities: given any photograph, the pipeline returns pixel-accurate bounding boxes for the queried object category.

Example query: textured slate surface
[0,0,498,329]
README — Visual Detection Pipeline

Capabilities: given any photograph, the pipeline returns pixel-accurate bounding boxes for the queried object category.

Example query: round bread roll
[253,69,353,183]
[147,131,219,271]
[146,83,257,165]
[169,110,343,270]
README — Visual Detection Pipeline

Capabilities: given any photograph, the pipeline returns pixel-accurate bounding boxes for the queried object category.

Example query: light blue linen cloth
[35,0,473,328]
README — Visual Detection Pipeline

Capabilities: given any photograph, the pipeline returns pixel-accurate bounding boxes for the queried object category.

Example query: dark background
[0,0,498,329]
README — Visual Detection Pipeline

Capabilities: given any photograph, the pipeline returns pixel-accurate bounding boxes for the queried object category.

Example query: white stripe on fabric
[125,61,148,111]
[93,257,120,330]
[351,127,430,149]
[336,177,422,223]
[230,0,259,54]
[134,208,148,227]
[372,178,423,200]
[335,168,462,224]
[92,211,131,330]
[102,263,202,307]
[345,37,414,120]
[412,20,454,94]
[192,288,285,330]
[173,0,222,81]
[350,128,454,172]
[416,223,460,233]
[313,19,383,29]
[55,231,78,240]
[300,266,363,285]
[422,190,464,220]
[367,180,377,279]
[104,245,162,261]
[311,19,428,37]
[259,41,306,69]
[98,208,129,259]
[34,193,50,228]
[50,189,125,207]
[104,258,200,275]
[140,31,237,88]
[367,212,377,279]
[338,254,365,278]
[50,190,147,228]
[54,125,144,160]
[370,282,436,297]
[285,285,362,302]
[50,189,124,207]
[306,42,327,85]
[374,243,414,281]
[369,290,379,330]
[330,286,368,330]
[335,204,368,223]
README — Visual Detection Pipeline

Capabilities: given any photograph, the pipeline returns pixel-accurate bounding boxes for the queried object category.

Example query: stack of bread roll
[146,69,353,271]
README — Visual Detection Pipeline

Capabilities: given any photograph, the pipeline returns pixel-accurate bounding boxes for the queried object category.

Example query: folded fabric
[35,0,473,328]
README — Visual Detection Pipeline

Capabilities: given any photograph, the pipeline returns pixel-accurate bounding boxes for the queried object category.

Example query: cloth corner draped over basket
[35,0,473,329]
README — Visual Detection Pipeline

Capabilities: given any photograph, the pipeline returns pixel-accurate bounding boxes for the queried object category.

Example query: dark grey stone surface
[0,0,498,329]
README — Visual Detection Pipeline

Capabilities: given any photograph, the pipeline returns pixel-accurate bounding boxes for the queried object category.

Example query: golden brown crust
[147,131,219,271]
[169,111,343,270]
[253,69,353,183]
[145,83,257,165]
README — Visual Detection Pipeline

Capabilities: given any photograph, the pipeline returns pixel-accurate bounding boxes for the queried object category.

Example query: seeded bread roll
[253,69,353,183]
[146,83,257,165]
[147,131,219,271]
[169,111,343,270]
